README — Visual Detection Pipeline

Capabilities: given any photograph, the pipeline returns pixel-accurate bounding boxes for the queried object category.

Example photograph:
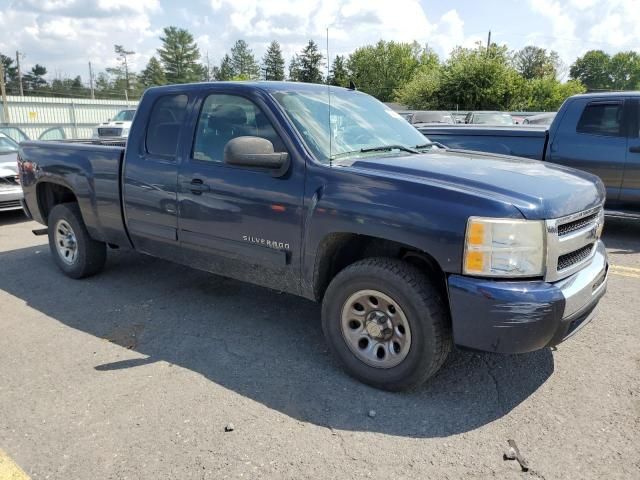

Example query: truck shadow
[603,218,640,255]
[0,245,554,438]
[0,210,28,226]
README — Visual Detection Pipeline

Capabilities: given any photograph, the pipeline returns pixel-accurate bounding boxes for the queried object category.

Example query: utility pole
[16,51,24,96]
[0,61,9,123]
[486,30,492,55]
[88,61,95,99]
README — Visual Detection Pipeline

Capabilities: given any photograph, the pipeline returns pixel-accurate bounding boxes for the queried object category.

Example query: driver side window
[193,94,286,163]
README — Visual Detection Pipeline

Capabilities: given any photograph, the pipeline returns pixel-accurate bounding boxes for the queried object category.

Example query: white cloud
[528,0,640,67]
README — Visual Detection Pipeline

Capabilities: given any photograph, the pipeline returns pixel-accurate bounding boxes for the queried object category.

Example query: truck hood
[349,149,605,220]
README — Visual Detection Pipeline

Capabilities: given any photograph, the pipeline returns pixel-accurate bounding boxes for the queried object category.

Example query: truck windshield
[113,110,136,121]
[271,88,430,164]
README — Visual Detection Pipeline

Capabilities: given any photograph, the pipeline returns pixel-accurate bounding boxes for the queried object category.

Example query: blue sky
[0,0,638,81]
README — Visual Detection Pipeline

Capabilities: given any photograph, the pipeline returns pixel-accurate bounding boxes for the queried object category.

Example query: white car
[92,109,136,139]
[0,133,23,212]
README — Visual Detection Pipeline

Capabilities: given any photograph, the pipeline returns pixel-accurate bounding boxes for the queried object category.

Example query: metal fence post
[70,101,78,138]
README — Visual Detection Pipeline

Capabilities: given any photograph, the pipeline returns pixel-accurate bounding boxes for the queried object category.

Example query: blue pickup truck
[418,92,640,218]
[18,82,608,390]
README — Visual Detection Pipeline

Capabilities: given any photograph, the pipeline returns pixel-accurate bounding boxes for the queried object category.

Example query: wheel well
[37,182,78,223]
[313,233,447,302]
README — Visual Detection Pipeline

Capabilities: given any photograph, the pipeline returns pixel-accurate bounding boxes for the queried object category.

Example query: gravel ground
[0,210,638,479]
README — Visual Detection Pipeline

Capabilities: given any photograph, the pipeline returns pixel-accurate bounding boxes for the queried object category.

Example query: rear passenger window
[146,94,188,157]
[192,94,286,163]
[576,102,622,137]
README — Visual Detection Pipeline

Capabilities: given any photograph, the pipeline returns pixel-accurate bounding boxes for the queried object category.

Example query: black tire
[47,203,106,279]
[321,258,451,391]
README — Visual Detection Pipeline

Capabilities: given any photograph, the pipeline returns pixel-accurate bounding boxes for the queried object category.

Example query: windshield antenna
[326,27,332,167]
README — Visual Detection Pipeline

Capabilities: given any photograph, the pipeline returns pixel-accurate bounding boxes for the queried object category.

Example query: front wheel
[48,203,106,279]
[322,258,451,391]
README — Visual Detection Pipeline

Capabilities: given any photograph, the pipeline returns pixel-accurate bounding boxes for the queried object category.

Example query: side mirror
[224,136,289,177]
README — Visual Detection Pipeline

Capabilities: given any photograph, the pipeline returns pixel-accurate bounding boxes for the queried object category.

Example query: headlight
[121,128,130,137]
[463,217,545,277]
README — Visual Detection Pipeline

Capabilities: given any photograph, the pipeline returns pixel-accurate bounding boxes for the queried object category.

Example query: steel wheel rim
[54,219,78,265]
[340,289,412,368]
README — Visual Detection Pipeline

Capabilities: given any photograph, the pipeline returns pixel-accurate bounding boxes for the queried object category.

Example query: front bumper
[0,186,24,212]
[447,240,608,353]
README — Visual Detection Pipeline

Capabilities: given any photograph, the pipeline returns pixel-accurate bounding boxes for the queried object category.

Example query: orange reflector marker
[468,221,485,245]
[270,204,286,213]
[465,251,484,271]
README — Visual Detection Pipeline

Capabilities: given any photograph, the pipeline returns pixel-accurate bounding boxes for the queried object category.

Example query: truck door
[620,98,640,207]
[549,99,626,202]
[123,93,189,260]
[176,91,304,294]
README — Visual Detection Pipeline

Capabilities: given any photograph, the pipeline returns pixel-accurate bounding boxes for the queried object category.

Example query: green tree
[215,54,234,80]
[114,44,135,91]
[609,51,640,90]
[347,40,423,101]
[395,68,442,109]
[23,64,48,94]
[158,26,202,84]
[230,40,260,80]
[139,57,167,88]
[513,46,560,79]
[437,43,525,110]
[521,77,586,111]
[328,55,349,87]
[262,41,285,80]
[288,54,301,81]
[569,50,611,90]
[297,40,324,84]
[0,53,19,94]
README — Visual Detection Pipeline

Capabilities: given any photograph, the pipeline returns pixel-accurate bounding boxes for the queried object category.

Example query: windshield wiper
[415,142,446,150]
[360,144,419,154]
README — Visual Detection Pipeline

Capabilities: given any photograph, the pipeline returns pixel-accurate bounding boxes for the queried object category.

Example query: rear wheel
[322,258,451,391]
[48,203,106,279]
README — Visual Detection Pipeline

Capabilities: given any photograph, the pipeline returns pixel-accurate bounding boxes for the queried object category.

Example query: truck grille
[557,243,595,271]
[0,199,22,209]
[545,206,603,282]
[557,213,598,237]
[98,127,122,137]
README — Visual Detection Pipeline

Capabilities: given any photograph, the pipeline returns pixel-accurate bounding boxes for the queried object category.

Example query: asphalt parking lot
[0,210,639,479]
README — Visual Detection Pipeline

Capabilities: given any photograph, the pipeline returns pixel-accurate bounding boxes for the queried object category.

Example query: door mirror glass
[224,136,289,175]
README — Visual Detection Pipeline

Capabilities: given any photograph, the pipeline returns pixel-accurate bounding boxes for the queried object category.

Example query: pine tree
[216,54,234,80]
[140,57,167,87]
[262,41,285,80]
[23,64,48,93]
[229,40,260,80]
[288,55,301,81]
[298,40,324,84]
[328,55,348,87]
[158,26,202,84]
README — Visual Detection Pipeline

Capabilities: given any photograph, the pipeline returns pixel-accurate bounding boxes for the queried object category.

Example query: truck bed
[19,140,130,248]
[418,125,548,160]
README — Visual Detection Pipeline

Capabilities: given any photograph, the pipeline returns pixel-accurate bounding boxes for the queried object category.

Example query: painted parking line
[0,449,30,480]
[610,264,640,279]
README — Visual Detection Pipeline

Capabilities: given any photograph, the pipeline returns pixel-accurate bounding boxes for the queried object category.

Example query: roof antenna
[327,27,332,167]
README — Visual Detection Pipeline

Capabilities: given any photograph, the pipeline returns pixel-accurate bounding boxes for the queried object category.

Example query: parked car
[418,92,640,217]
[465,111,514,125]
[523,112,557,125]
[410,111,455,126]
[19,82,608,390]
[0,133,23,212]
[0,126,66,143]
[92,108,136,139]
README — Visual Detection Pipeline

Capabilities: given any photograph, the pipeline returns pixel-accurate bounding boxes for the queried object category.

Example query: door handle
[629,146,640,153]
[184,178,210,194]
